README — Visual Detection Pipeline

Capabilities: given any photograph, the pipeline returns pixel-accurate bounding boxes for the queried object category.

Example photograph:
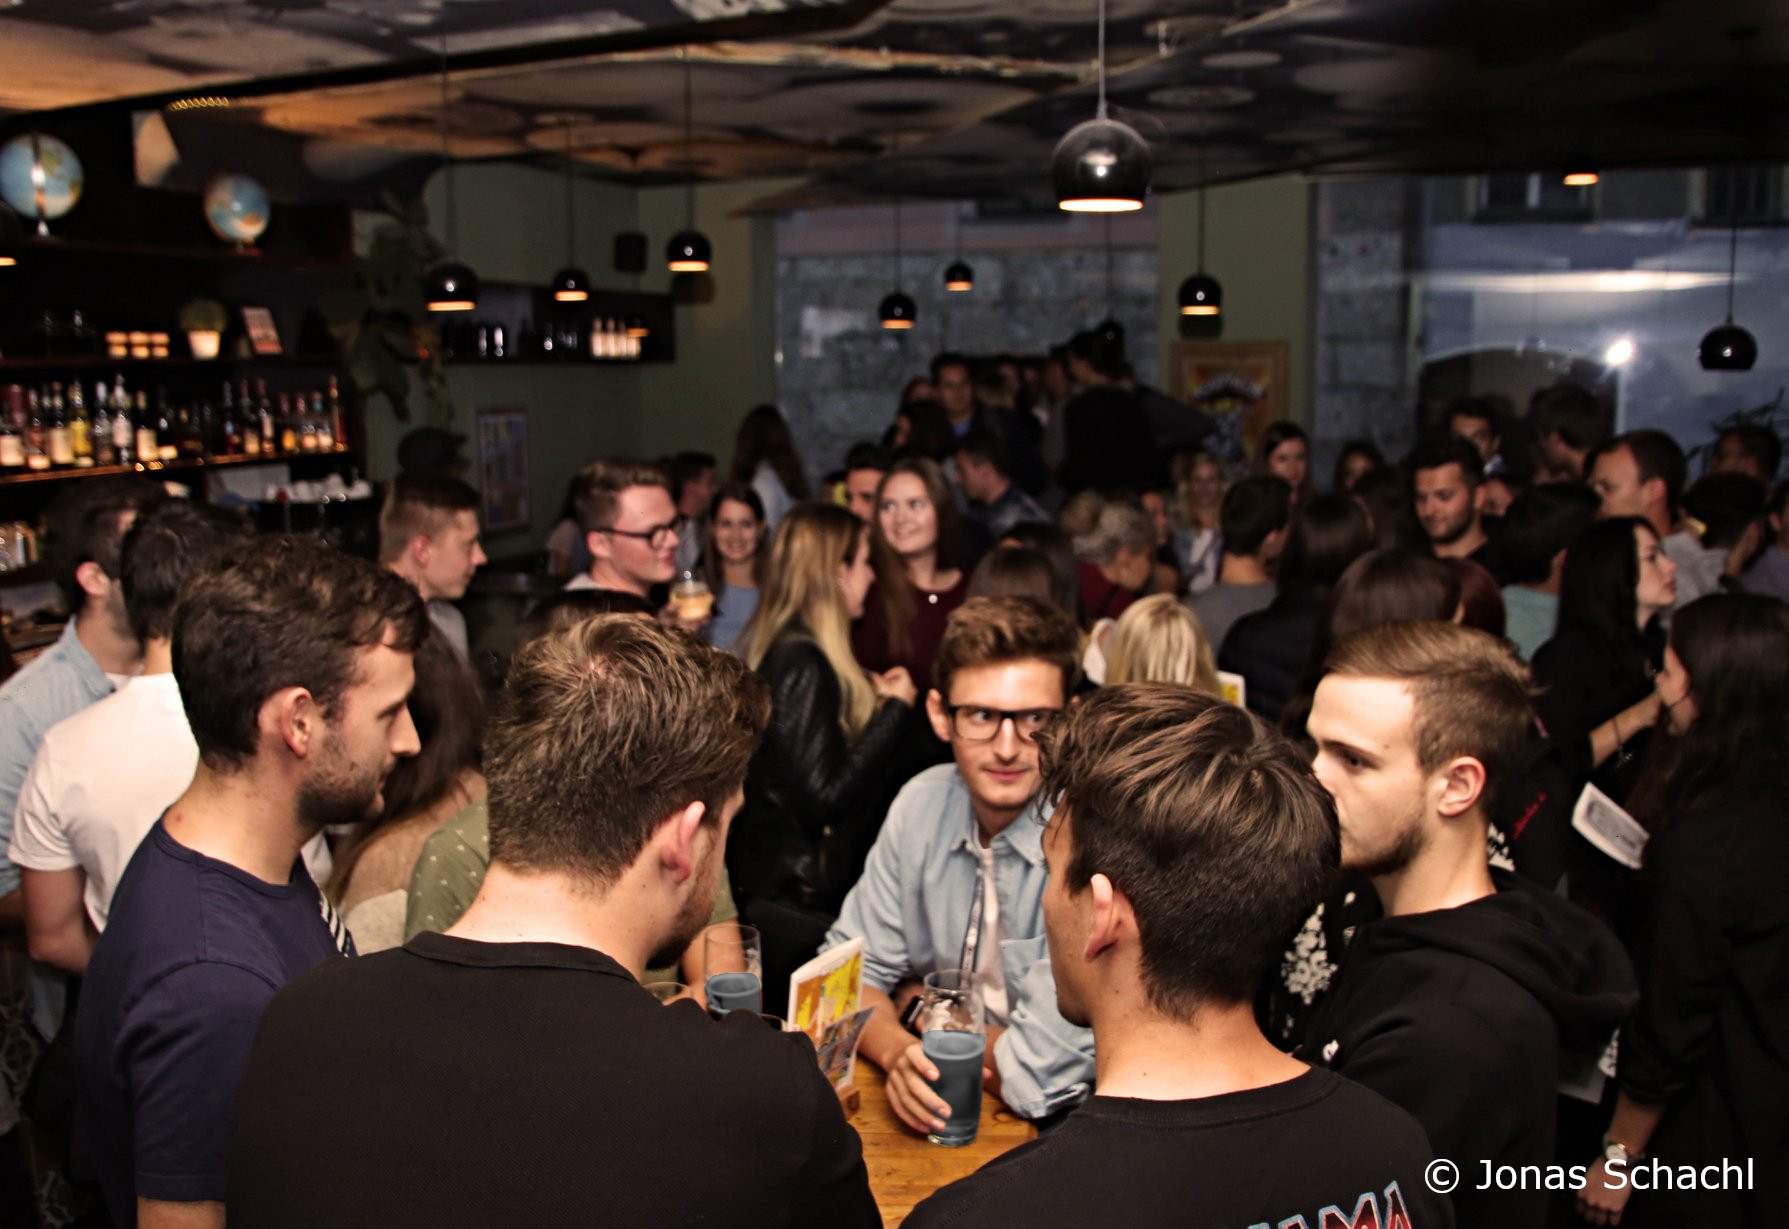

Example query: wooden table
[850,1060,1036,1226]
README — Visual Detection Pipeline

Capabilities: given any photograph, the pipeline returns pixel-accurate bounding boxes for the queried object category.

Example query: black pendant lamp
[425,43,479,313]
[880,194,916,330]
[944,204,973,291]
[666,51,713,274]
[1053,0,1150,212]
[550,124,591,302]
[1178,178,1222,317]
[1699,198,1756,372]
[0,202,21,267]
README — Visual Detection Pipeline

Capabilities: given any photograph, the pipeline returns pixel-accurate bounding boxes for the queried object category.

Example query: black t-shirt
[906,1068,1453,1229]
[226,932,879,1229]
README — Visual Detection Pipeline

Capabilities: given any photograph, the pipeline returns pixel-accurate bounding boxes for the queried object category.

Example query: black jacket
[729,633,907,915]
[1619,790,1789,1225]
[1218,585,1326,725]
[1301,871,1636,1229]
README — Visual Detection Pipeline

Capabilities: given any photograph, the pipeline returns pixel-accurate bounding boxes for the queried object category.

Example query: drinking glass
[672,570,714,622]
[643,981,690,1005]
[702,922,762,1018]
[919,968,986,1147]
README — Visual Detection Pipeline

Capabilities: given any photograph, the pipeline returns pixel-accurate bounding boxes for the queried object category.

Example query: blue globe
[204,173,271,246]
[0,133,84,227]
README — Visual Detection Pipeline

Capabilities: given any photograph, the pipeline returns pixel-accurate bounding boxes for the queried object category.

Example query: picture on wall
[1169,340,1290,469]
[475,408,530,532]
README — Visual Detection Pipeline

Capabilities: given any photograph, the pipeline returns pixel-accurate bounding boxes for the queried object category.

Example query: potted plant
[178,298,229,359]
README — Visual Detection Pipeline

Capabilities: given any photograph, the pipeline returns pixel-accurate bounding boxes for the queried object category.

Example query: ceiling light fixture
[550,122,591,302]
[880,186,916,330]
[944,204,973,292]
[665,50,712,274]
[1178,160,1222,317]
[1053,0,1151,212]
[1699,193,1756,372]
[424,41,478,313]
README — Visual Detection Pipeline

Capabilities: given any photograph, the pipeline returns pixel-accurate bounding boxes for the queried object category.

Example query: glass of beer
[702,922,762,1019]
[671,570,714,622]
[919,968,986,1147]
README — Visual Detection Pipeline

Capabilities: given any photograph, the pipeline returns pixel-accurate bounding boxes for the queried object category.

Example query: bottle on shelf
[24,390,50,473]
[154,389,176,463]
[68,381,94,468]
[277,393,298,455]
[47,383,74,468]
[91,380,115,468]
[176,401,205,460]
[256,380,275,456]
[326,376,346,450]
[299,392,320,453]
[219,393,241,457]
[0,387,24,472]
[109,377,133,468]
[133,390,157,467]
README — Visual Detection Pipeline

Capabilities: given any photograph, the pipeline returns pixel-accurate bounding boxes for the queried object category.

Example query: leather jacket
[729,632,908,914]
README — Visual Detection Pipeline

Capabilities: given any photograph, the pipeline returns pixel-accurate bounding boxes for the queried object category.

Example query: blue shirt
[0,617,114,898]
[1500,585,1558,662]
[704,582,760,654]
[824,764,1095,1120]
[74,820,351,1226]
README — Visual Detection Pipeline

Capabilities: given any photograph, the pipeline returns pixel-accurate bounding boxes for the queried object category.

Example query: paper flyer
[788,937,871,1091]
[1570,783,1648,870]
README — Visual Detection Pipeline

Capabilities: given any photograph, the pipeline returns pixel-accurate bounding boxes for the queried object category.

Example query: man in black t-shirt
[1411,433,1506,583]
[908,685,1452,1229]
[227,616,879,1229]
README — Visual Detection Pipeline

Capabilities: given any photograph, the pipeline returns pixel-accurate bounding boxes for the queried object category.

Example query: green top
[403,798,739,985]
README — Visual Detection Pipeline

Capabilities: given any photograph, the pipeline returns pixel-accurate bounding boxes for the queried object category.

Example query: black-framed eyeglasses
[943,704,1061,744]
[596,522,678,549]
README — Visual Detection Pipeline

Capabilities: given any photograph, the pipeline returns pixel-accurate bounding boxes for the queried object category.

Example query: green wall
[1154,176,1313,423]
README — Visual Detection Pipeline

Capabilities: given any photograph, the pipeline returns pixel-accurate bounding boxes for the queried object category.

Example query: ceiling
[2,0,1788,212]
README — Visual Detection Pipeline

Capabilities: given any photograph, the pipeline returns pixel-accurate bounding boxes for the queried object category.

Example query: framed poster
[1169,340,1290,469]
[475,408,530,532]
[240,306,283,356]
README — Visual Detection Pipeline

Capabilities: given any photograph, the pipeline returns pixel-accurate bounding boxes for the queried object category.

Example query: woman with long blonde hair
[1102,593,1222,694]
[734,503,916,999]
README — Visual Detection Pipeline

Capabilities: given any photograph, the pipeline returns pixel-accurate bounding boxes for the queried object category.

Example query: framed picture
[1169,340,1290,469]
[240,306,283,356]
[475,409,530,532]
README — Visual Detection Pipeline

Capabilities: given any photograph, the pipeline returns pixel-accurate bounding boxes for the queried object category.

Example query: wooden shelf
[0,448,361,488]
[17,237,344,269]
[0,354,344,372]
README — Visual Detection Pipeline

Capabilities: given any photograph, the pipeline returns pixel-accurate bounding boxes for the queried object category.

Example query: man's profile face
[421,509,486,602]
[928,659,1065,822]
[298,636,419,831]
[1414,463,1480,547]
[594,484,679,593]
[1710,434,1766,483]
[935,363,974,421]
[1589,445,1651,521]
[1040,808,1092,1028]
[844,467,884,523]
[1450,414,1498,462]
[1308,674,1428,880]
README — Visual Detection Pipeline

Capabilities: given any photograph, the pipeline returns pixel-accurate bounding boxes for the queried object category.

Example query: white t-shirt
[8,672,333,931]
[975,844,1012,1026]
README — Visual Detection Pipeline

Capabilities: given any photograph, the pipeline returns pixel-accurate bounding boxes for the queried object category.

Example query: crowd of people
[0,329,1783,1229]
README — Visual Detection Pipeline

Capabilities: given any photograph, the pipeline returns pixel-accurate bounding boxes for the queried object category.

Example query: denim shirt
[825,764,1095,1120]
[0,618,113,899]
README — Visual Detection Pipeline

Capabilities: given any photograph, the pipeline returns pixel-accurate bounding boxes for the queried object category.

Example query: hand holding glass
[919,969,986,1147]
[702,922,762,1019]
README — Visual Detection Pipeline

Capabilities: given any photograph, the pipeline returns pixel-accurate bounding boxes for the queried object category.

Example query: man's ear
[1434,754,1487,820]
[925,688,952,742]
[73,560,112,604]
[260,686,322,759]
[1083,873,1129,962]
[409,534,433,568]
[1641,475,1668,516]
[655,799,708,882]
[585,528,610,564]
[1471,483,1487,514]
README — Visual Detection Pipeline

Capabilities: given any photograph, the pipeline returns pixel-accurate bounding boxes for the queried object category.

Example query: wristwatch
[1601,1134,1640,1165]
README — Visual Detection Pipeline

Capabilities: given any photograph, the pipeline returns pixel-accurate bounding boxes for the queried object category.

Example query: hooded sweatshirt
[1300,869,1636,1229]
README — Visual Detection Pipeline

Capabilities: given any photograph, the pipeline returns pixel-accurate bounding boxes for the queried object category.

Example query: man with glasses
[826,597,1095,1134]
[565,458,707,631]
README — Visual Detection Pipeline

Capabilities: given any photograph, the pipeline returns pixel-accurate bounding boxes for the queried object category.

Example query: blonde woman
[1103,593,1222,695]
[734,503,917,997]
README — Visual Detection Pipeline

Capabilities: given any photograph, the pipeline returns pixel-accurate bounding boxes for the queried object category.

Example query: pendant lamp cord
[438,40,457,255]
[1095,0,1108,120]
[563,125,576,262]
[1196,136,1208,273]
[683,50,696,230]
[1726,189,1739,324]
[1103,214,1114,315]
[894,196,903,292]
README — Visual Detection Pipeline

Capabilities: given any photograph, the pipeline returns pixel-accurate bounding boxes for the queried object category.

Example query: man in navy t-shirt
[74,536,427,1229]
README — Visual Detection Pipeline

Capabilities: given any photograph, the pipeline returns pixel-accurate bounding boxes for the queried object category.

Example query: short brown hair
[485,615,771,883]
[1037,684,1338,1015]
[571,458,670,534]
[378,473,480,563]
[173,535,429,769]
[933,596,1081,698]
[1323,620,1532,797]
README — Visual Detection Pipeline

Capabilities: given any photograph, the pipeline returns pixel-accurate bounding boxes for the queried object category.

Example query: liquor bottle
[25,391,50,472]
[91,381,115,467]
[154,389,177,463]
[490,324,506,360]
[47,383,74,468]
[109,377,133,467]
[176,401,204,460]
[0,387,24,471]
[298,393,318,453]
[256,381,276,456]
[275,393,297,454]
[68,380,94,468]
[326,376,346,449]
[134,391,158,466]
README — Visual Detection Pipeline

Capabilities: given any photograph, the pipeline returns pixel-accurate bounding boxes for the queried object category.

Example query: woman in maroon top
[852,456,969,688]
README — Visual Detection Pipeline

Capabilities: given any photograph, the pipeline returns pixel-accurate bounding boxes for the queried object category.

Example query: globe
[204,173,271,247]
[0,133,84,228]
